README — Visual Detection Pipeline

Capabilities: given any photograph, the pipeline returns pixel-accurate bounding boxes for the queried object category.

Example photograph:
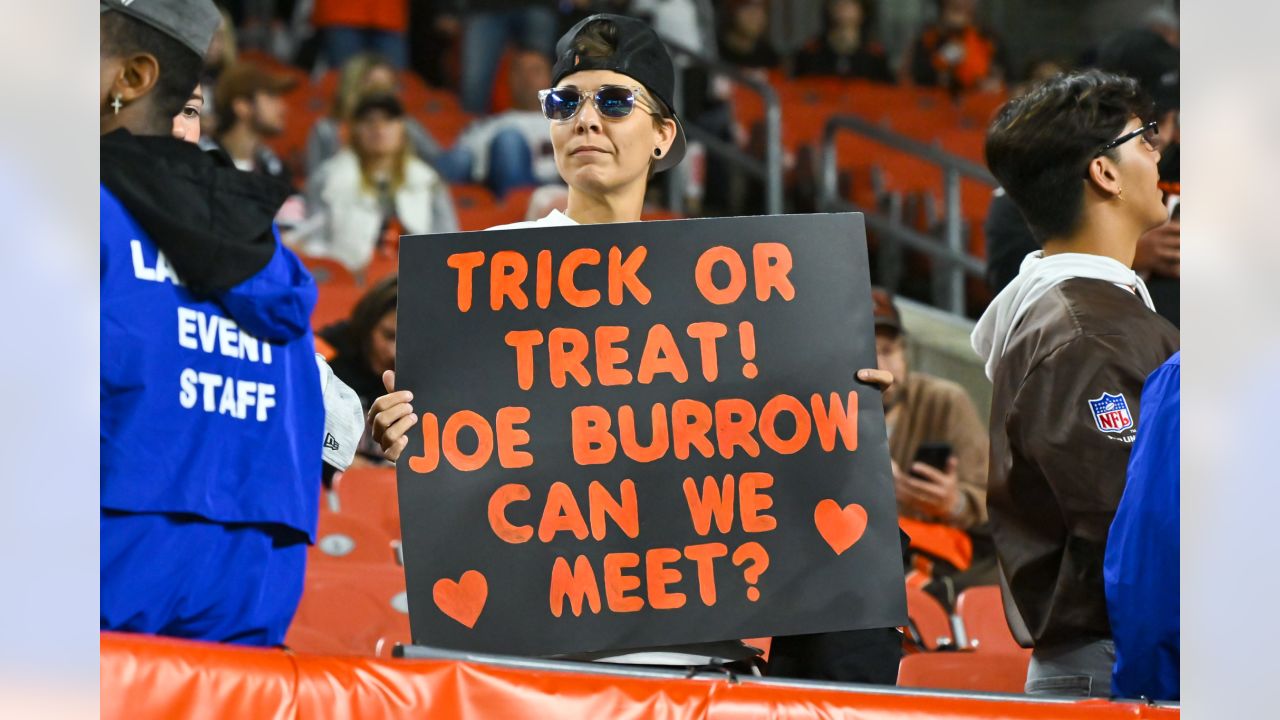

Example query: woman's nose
[574,98,602,133]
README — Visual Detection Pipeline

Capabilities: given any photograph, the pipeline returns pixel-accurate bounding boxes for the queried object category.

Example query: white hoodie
[971,251,1155,381]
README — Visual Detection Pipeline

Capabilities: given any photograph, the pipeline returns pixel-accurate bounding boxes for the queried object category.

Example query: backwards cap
[551,13,687,172]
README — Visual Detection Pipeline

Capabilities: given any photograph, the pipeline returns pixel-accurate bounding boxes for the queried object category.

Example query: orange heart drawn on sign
[433,570,488,629]
[814,500,868,555]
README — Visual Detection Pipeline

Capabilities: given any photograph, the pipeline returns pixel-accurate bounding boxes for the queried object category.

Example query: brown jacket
[888,372,989,529]
[986,278,1178,647]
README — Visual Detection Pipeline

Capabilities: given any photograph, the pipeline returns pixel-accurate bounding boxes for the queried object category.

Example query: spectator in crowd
[318,275,400,465]
[718,0,780,70]
[407,0,460,88]
[631,0,718,60]
[449,0,559,114]
[972,70,1179,696]
[450,50,560,196]
[872,288,994,601]
[557,0,633,32]
[982,187,1037,295]
[206,60,296,187]
[367,12,897,678]
[1104,350,1180,701]
[172,85,205,143]
[988,22,1180,323]
[303,93,459,272]
[100,0,323,646]
[794,0,892,82]
[198,3,236,136]
[1009,58,1065,99]
[312,0,410,70]
[902,0,1004,93]
[1096,19,1180,327]
[305,52,447,178]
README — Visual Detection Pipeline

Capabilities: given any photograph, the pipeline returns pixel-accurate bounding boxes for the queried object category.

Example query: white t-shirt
[486,209,578,231]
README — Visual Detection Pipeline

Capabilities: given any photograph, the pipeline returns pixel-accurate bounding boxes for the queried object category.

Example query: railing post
[943,167,965,315]
[763,89,783,216]
[819,124,838,211]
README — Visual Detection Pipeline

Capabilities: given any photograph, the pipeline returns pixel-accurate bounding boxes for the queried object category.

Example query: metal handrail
[662,41,783,216]
[819,114,997,314]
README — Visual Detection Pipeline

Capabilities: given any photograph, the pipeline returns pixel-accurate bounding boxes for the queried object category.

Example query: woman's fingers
[856,368,894,389]
[369,391,413,423]
[370,398,414,441]
[379,412,420,461]
[386,434,410,462]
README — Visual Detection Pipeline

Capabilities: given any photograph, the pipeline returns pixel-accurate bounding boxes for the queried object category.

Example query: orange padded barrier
[102,632,1180,720]
[899,651,1031,694]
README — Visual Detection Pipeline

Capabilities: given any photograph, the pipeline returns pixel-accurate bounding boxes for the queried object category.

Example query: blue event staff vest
[100,185,324,540]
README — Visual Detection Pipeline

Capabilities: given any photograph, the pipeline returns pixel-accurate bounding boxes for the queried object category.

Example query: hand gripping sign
[395,213,906,656]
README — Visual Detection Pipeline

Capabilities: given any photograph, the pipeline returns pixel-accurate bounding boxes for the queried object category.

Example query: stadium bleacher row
[251,47,1000,281]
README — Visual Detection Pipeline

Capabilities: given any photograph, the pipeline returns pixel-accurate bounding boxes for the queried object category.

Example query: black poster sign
[395,213,906,656]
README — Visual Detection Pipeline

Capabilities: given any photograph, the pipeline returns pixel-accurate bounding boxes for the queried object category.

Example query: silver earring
[111,94,124,115]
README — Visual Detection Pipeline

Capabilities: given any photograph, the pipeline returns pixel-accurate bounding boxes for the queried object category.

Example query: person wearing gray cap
[100,0,358,647]
[100,0,221,135]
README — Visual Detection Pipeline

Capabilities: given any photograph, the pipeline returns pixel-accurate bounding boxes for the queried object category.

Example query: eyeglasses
[1094,120,1159,157]
[537,85,652,122]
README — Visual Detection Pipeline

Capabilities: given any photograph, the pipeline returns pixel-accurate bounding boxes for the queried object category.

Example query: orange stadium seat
[332,467,401,541]
[301,255,357,285]
[641,207,687,222]
[312,70,341,102]
[898,650,1031,694]
[451,183,498,209]
[312,504,400,567]
[955,586,1029,656]
[286,564,411,656]
[730,82,766,139]
[958,89,1009,127]
[364,251,398,286]
[500,187,536,217]
[905,585,954,651]
[312,283,365,331]
[934,126,987,164]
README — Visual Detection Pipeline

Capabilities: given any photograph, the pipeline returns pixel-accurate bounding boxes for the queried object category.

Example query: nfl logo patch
[1088,392,1133,433]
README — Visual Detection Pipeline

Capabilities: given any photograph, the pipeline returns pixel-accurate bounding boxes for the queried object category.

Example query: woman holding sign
[368,12,897,683]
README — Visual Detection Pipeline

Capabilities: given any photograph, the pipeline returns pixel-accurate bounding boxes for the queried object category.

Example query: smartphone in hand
[912,442,952,477]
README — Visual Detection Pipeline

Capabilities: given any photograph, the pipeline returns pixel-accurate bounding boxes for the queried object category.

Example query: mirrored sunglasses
[537,85,649,122]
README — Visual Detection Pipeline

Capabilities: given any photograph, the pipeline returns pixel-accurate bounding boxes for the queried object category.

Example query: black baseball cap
[871,287,905,335]
[551,13,687,173]
[352,93,405,121]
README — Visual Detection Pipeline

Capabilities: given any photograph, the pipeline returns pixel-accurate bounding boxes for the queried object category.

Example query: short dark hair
[101,11,203,123]
[984,69,1151,242]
